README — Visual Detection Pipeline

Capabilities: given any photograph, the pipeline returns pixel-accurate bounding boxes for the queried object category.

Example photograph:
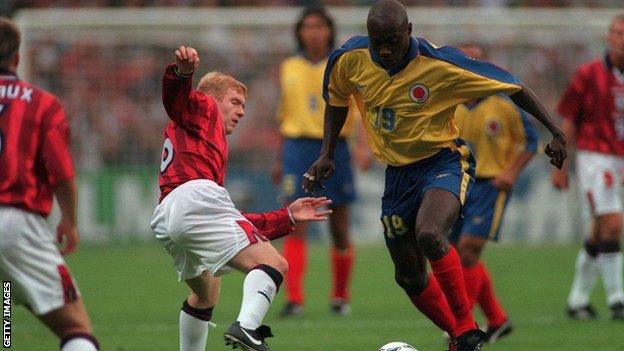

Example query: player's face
[608,20,624,61]
[300,14,332,53]
[368,22,412,70]
[217,88,246,135]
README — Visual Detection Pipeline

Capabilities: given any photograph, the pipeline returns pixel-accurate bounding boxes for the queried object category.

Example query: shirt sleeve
[557,68,585,124]
[162,63,216,136]
[323,52,355,107]
[41,98,75,186]
[241,208,294,241]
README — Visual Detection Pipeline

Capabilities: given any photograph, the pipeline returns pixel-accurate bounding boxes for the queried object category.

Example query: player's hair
[610,13,624,33]
[196,71,247,100]
[295,6,335,52]
[0,17,20,70]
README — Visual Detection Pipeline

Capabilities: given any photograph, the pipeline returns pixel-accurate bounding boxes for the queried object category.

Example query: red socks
[476,261,507,327]
[430,246,476,336]
[408,275,456,336]
[462,264,483,308]
[331,246,354,301]
[283,235,306,305]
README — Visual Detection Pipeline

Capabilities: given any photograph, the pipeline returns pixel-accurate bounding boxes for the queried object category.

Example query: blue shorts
[449,178,510,242]
[381,140,475,247]
[280,138,355,205]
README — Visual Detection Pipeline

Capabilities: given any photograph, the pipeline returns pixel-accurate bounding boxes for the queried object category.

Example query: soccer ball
[378,341,418,351]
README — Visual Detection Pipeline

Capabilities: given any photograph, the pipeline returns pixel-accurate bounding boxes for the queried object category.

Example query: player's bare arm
[174,45,200,75]
[288,197,333,222]
[54,179,79,255]
[302,104,349,194]
[509,84,567,168]
[551,118,576,190]
[493,150,535,192]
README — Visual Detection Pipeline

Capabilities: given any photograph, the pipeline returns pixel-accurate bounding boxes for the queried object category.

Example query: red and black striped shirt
[558,55,624,156]
[0,70,75,216]
[158,64,228,202]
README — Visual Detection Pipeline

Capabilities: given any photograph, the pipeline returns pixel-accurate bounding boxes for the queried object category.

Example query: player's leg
[38,300,99,351]
[179,270,220,351]
[595,213,624,319]
[281,222,307,316]
[416,188,483,348]
[567,221,601,319]
[279,138,315,317]
[457,235,487,306]
[387,235,457,338]
[328,203,354,315]
[224,240,287,350]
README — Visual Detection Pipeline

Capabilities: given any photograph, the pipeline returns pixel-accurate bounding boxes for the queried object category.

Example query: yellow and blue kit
[450,95,538,241]
[276,54,359,204]
[323,36,523,246]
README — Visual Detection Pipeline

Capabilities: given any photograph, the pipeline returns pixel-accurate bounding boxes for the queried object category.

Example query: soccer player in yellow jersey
[302,2,566,351]
[272,6,371,317]
[450,44,538,344]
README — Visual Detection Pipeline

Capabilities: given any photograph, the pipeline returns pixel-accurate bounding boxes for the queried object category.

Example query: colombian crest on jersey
[409,83,429,104]
[485,118,501,136]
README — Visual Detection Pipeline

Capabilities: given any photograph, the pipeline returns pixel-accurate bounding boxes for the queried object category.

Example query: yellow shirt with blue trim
[323,36,523,166]
[277,55,357,139]
[454,95,538,178]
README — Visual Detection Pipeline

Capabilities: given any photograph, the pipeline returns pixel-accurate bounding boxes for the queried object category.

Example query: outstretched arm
[509,85,567,168]
[302,104,349,194]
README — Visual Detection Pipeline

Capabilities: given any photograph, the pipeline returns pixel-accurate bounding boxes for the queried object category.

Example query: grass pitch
[11,242,623,350]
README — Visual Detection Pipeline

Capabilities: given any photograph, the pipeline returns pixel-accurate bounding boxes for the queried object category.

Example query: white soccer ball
[378,341,418,351]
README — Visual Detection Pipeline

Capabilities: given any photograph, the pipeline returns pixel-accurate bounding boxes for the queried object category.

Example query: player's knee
[416,228,446,257]
[394,273,428,295]
[269,255,288,275]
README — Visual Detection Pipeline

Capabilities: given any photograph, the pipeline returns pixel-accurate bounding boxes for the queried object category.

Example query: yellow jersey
[323,36,522,166]
[454,94,538,178]
[277,55,357,139]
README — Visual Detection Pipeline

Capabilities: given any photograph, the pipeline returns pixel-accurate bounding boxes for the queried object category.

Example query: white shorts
[150,179,263,281]
[576,151,624,216]
[0,206,80,316]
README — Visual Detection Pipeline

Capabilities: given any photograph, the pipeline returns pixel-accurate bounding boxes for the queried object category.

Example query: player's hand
[288,197,333,222]
[492,172,515,192]
[551,168,569,190]
[174,46,200,75]
[302,155,335,195]
[270,159,281,186]
[545,134,567,169]
[57,217,79,256]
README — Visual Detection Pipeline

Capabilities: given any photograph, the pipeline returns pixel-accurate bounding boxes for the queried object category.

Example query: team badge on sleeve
[409,83,429,104]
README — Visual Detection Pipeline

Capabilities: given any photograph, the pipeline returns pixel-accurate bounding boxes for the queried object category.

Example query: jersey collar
[0,68,18,80]
[369,37,419,76]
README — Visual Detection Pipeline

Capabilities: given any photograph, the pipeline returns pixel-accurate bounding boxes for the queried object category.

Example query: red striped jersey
[558,55,624,155]
[159,64,228,202]
[0,70,75,216]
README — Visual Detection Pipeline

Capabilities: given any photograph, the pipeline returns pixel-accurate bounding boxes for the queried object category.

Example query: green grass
[10,242,623,350]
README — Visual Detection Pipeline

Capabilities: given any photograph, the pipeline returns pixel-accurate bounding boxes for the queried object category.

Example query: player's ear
[12,53,19,70]
[407,23,412,37]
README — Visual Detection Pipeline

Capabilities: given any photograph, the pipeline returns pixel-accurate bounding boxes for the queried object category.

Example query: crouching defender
[150,46,332,351]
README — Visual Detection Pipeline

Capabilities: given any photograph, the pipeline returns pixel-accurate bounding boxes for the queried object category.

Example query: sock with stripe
[567,241,600,308]
[180,300,213,351]
[237,264,283,330]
